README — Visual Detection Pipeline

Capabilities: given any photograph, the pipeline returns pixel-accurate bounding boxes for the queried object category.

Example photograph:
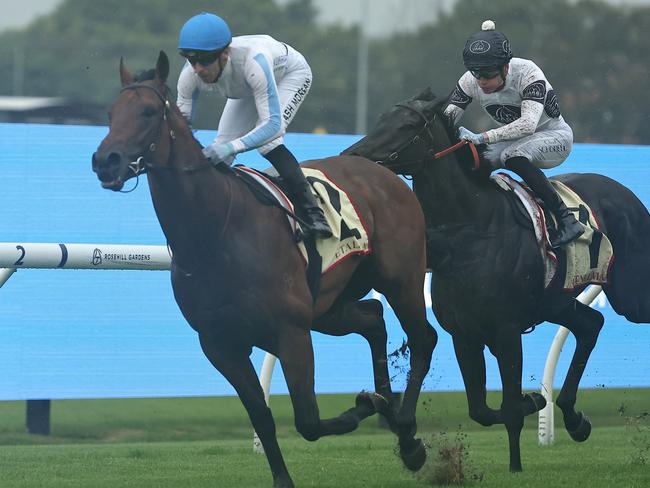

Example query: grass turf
[0,388,648,487]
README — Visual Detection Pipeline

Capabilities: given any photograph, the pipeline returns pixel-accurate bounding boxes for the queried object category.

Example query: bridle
[118,82,234,241]
[119,83,174,177]
[378,102,480,174]
[119,82,216,174]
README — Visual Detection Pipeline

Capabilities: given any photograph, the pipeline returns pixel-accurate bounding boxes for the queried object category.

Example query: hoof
[400,437,427,472]
[355,391,375,412]
[356,391,391,416]
[567,411,591,442]
[522,392,547,416]
[273,475,295,488]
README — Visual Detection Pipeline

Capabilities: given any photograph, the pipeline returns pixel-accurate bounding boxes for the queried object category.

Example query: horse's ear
[156,51,169,83]
[419,87,436,102]
[120,57,134,86]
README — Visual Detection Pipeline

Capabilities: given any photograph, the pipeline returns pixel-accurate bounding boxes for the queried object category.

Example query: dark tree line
[1,0,649,143]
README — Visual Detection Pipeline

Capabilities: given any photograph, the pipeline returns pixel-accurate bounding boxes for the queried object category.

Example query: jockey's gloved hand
[458,126,486,145]
[203,142,235,162]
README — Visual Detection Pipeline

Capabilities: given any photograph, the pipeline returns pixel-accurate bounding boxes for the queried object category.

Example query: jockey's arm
[227,53,283,155]
[176,63,200,126]
[444,79,473,125]
[483,100,543,143]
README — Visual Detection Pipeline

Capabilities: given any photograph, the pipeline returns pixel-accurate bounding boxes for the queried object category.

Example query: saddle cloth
[492,173,614,290]
[236,166,371,273]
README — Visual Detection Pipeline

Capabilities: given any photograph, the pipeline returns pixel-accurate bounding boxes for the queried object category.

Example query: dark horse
[91,52,437,487]
[345,87,650,472]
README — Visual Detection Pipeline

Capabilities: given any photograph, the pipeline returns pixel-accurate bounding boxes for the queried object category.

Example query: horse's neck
[416,151,496,227]
[147,132,234,271]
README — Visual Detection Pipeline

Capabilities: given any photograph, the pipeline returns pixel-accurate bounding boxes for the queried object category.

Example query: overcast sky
[2,0,650,35]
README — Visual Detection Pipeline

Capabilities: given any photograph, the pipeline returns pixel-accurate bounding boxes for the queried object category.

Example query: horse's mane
[411,87,458,142]
[344,87,491,178]
[129,67,215,160]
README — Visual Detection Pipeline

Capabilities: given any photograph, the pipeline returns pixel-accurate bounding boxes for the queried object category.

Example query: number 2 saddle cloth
[492,173,614,291]
[235,166,371,273]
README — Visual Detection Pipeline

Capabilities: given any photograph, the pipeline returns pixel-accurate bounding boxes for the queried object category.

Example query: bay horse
[344,87,650,472]
[91,52,437,488]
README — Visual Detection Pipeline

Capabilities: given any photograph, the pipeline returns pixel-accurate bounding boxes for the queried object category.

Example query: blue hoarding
[0,122,648,400]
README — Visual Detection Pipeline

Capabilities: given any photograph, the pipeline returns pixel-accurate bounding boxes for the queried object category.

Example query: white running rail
[0,241,277,452]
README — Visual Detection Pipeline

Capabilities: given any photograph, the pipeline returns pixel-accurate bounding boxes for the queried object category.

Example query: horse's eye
[142,107,157,117]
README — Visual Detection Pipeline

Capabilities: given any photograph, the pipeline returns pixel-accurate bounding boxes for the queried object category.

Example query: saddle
[492,174,613,290]
[232,164,371,297]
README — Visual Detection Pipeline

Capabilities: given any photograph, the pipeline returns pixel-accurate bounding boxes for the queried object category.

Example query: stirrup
[303,221,333,240]
[303,207,333,239]
[550,220,584,248]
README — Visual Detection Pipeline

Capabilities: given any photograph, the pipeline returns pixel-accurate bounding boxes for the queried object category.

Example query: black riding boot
[265,145,333,239]
[505,156,584,248]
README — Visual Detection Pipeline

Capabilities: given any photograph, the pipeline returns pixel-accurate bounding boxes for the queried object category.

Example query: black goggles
[469,68,501,80]
[179,50,221,67]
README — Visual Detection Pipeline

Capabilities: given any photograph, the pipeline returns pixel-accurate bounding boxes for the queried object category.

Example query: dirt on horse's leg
[451,335,502,426]
[198,332,294,488]
[312,299,396,420]
[384,286,437,472]
[491,330,525,472]
[278,328,379,441]
[548,300,604,442]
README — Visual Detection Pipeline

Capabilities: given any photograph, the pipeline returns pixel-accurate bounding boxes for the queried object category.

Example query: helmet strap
[209,50,229,84]
[494,65,508,92]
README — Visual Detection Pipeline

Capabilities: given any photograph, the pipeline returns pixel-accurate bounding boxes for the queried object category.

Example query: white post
[0,268,17,289]
[538,285,603,445]
[253,353,277,454]
[355,0,369,135]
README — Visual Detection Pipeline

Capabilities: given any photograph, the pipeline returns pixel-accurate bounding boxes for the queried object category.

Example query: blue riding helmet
[462,24,513,70]
[178,12,232,52]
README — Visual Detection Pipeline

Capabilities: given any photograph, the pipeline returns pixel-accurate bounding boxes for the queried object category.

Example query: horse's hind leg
[197,332,294,488]
[383,282,438,471]
[312,298,397,419]
[547,300,604,442]
[278,328,388,440]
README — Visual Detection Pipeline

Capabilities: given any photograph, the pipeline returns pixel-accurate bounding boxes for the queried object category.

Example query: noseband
[119,83,215,174]
[379,103,480,174]
[119,83,176,176]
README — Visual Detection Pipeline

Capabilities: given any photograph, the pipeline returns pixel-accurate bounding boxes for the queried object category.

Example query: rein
[119,82,235,238]
[381,102,480,173]
[119,83,215,174]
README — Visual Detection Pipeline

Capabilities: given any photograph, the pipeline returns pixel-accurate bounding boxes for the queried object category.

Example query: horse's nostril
[106,152,122,168]
[106,152,122,169]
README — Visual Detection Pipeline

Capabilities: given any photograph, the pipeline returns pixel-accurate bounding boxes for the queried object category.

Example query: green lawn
[0,389,648,487]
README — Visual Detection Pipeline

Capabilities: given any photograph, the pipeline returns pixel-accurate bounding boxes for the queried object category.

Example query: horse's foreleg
[197,332,294,488]
[278,328,379,441]
[451,334,502,426]
[312,299,397,419]
[548,300,604,442]
[491,329,525,472]
[385,290,437,472]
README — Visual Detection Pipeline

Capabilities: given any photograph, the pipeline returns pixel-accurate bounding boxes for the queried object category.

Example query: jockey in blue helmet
[444,20,583,248]
[176,12,332,240]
